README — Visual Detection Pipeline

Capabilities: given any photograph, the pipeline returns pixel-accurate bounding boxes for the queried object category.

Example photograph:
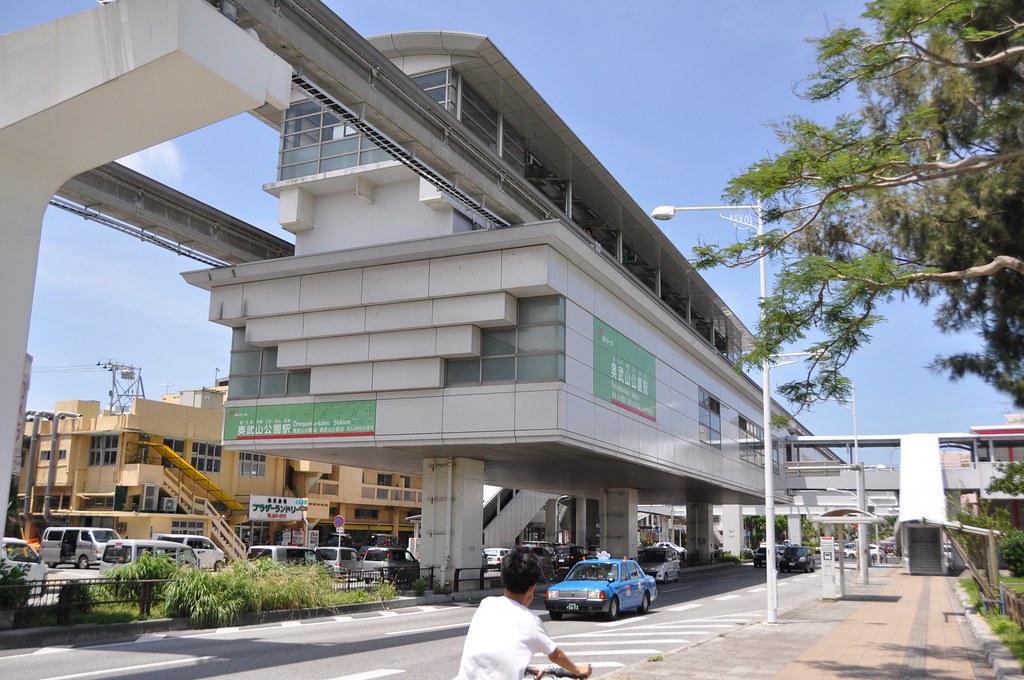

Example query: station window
[738,415,764,466]
[191,442,222,474]
[228,328,311,399]
[278,100,389,181]
[698,389,722,449]
[239,451,266,478]
[445,296,565,386]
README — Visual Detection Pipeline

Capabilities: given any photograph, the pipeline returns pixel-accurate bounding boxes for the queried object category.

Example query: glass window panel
[482,328,516,356]
[287,100,321,118]
[284,115,322,135]
[281,146,319,165]
[517,325,563,353]
[280,161,319,180]
[412,70,449,89]
[287,371,311,395]
[283,131,320,150]
[517,354,563,381]
[322,111,340,127]
[481,357,515,382]
[261,348,279,372]
[231,328,251,351]
[322,132,359,151]
[260,372,287,396]
[320,154,360,173]
[359,147,391,164]
[519,296,564,324]
[231,350,261,374]
[445,359,480,385]
[229,375,259,399]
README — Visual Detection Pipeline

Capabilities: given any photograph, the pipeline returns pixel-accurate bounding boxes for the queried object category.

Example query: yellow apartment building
[15,388,422,561]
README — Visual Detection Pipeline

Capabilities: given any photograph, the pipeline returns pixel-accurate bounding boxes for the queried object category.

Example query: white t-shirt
[454,595,557,680]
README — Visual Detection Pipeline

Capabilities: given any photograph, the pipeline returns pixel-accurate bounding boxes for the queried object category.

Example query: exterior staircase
[134,440,247,561]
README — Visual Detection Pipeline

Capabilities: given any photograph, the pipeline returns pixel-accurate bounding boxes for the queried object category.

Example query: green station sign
[593,317,656,421]
[224,400,376,441]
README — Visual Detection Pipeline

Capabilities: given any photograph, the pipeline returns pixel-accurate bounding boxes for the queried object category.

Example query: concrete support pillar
[600,488,638,559]
[574,498,587,548]
[545,498,559,542]
[686,502,714,564]
[721,504,745,557]
[787,512,803,545]
[0,0,290,536]
[420,457,484,588]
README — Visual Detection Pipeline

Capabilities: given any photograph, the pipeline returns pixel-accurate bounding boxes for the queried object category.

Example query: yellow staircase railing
[161,469,247,562]
[134,441,246,512]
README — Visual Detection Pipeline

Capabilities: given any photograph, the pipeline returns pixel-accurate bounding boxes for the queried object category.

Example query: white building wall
[206,229,773,497]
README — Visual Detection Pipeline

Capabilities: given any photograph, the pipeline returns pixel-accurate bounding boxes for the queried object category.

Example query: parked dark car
[360,547,420,587]
[752,545,785,568]
[324,533,355,548]
[519,542,557,581]
[552,544,587,578]
[778,546,819,573]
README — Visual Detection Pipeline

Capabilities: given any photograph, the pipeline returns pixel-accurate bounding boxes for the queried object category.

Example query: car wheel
[638,592,651,615]
[77,555,90,569]
[605,596,620,621]
[46,562,57,569]
[549,611,563,621]
[214,561,225,571]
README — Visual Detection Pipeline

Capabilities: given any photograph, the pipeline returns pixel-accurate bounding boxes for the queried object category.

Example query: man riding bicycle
[454,546,593,680]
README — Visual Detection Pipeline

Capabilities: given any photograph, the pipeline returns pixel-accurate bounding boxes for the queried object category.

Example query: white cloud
[117,140,185,182]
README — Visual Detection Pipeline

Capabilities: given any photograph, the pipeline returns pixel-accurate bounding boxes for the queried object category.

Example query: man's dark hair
[501,546,541,594]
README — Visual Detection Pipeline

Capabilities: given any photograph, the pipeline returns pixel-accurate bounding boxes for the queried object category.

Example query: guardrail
[451,566,504,593]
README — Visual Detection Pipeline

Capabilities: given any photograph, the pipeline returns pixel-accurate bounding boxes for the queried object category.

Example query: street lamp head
[651,205,677,220]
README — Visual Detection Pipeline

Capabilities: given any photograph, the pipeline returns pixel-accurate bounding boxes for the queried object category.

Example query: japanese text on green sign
[593,318,656,420]
[224,400,376,441]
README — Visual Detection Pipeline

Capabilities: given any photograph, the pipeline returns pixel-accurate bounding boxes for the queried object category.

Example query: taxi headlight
[588,590,604,600]
[546,590,559,599]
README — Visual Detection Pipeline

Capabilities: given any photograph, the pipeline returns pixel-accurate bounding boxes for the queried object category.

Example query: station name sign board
[593,317,656,421]
[224,400,376,441]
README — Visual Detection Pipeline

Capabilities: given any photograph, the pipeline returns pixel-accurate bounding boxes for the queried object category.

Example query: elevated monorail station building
[1,1,831,585]
[183,27,824,579]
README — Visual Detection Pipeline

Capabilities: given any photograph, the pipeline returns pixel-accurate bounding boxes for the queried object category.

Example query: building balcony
[119,463,165,487]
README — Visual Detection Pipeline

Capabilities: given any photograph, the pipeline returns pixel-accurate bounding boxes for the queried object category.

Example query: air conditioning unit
[141,484,159,511]
[161,497,178,513]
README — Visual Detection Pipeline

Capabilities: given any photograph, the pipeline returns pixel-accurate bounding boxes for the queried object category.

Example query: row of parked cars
[481,541,687,584]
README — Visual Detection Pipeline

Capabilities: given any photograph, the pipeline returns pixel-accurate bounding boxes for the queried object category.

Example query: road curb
[954,582,1024,680]
[0,587,502,651]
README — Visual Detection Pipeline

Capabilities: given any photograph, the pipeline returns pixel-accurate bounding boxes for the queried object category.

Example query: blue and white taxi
[544,558,657,620]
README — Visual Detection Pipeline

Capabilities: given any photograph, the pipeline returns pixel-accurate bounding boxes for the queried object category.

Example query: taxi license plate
[566,603,578,611]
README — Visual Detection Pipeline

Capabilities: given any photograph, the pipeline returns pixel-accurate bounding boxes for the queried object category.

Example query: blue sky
[6,1,1012,469]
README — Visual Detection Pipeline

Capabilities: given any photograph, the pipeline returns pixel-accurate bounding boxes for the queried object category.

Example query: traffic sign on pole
[333,515,345,529]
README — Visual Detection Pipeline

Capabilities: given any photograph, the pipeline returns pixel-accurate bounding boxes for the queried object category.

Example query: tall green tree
[699,0,1024,407]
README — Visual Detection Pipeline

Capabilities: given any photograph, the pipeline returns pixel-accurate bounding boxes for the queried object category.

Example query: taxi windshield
[4,543,39,562]
[565,563,618,581]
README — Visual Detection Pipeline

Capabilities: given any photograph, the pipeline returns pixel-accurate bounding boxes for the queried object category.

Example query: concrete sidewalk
[601,565,1023,680]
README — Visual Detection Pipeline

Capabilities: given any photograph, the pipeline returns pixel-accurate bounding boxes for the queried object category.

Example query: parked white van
[1,537,48,583]
[154,534,226,570]
[40,527,121,569]
[98,539,198,575]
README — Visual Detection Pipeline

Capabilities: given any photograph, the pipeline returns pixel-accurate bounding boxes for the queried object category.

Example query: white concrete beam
[0,0,290,536]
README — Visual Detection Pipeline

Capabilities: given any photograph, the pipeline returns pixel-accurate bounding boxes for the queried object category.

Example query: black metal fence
[0,578,170,625]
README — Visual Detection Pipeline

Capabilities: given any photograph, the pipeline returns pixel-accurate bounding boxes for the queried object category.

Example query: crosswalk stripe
[713,595,740,601]
[534,649,662,657]
[326,671,404,679]
[664,603,702,612]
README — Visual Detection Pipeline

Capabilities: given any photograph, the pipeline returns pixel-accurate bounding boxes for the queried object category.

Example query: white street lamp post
[651,201,779,624]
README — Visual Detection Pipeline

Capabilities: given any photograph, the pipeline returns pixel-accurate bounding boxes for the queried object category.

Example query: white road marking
[385,622,470,635]
[747,587,766,593]
[325,671,405,679]
[377,610,399,617]
[556,639,690,646]
[334,615,355,621]
[713,595,739,601]
[664,603,702,612]
[43,656,215,680]
[280,621,303,627]
[133,634,166,642]
[534,649,662,657]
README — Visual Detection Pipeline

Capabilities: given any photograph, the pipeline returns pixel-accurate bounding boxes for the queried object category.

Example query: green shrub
[101,553,179,600]
[1001,529,1024,577]
[718,552,742,564]
[375,581,398,601]
[410,578,430,596]
[0,563,30,608]
[164,569,241,628]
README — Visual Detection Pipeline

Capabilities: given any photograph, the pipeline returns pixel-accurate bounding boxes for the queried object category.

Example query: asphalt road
[2,564,828,679]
